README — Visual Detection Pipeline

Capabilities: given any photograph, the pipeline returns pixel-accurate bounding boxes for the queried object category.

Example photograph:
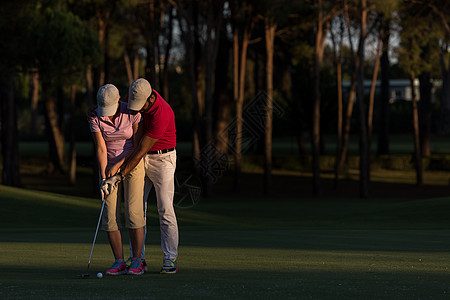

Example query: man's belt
[147,147,175,154]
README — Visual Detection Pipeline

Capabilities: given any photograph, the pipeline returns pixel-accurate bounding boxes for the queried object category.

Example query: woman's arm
[92,131,108,180]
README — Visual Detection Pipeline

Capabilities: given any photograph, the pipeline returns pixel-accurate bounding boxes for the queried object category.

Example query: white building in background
[342,79,442,103]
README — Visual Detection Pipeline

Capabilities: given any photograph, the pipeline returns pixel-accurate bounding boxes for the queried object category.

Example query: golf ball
[97,272,103,279]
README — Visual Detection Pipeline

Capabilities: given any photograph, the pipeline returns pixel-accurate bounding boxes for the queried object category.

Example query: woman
[89,84,145,276]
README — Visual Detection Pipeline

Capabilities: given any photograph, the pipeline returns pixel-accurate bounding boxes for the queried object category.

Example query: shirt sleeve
[89,116,100,133]
[132,112,143,125]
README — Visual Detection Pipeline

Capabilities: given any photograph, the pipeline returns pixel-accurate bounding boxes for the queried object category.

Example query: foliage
[2,0,450,195]
[30,4,100,86]
[397,1,441,77]
[0,1,37,75]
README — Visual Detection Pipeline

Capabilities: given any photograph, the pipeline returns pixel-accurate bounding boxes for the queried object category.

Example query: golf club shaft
[87,198,106,270]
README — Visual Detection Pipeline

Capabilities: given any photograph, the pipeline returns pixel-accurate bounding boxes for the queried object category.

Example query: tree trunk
[30,68,39,134]
[193,6,203,172]
[96,15,108,87]
[177,4,203,173]
[214,14,232,155]
[264,18,276,195]
[124,49,141,85]
[334,59,343,189]
[202,1,223,196]
[232,14,252,193]
[133,52,139,81]
[1,76,21,186]
[85,64,94,107]
[411,75,423,186]
[69,85,77,185]
[377,28,390,155]
[368,37,382,140]
[418,71,432,157]
[232,24,240,192]
[124,50,134,85]
[103,28,110,84]
[312,0,324,197]
[145,1,156,82]
[161,6,174,102]
[338,70,356,171]
[331,16,344,189]
[439,49,450,135]
[339,0,357,172]
[86,64,98,193]
[42,82,65,174]
[357,0,369,199]
[214,64,231,153]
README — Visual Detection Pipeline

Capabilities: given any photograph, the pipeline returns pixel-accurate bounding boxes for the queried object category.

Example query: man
[103,78,178,274]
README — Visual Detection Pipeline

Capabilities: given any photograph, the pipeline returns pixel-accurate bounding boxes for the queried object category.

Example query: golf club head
[78,273,90,279]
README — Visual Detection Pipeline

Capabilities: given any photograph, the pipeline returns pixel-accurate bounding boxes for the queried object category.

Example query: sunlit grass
[1,229,450,299]
[244,167,450,186]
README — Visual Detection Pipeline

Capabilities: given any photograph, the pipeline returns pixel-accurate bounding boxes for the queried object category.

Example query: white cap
[97,84,120,116]
[128,78,152,111]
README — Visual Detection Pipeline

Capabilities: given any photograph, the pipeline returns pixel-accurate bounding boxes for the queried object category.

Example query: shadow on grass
[1,264,450,299]
[1,227,450,253]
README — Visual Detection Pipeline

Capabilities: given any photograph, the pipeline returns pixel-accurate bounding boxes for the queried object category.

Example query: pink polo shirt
[142,90,176,151]
[89,101,142,164]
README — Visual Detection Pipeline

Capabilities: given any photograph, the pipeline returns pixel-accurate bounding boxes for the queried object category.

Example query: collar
[144,90,161,114]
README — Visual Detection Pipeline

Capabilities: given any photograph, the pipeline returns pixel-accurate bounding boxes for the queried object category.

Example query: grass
[1,183,450,299]
[2,137,450,298]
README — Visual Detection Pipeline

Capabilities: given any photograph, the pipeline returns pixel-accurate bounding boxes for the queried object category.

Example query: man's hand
[107,163,121,178]
[100,175,122,198]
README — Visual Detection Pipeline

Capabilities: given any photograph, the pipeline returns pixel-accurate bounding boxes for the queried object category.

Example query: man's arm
[107,121,144,178]
[120,134,158,176]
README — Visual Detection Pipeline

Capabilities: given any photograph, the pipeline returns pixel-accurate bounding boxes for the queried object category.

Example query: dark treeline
[1,0,449,198]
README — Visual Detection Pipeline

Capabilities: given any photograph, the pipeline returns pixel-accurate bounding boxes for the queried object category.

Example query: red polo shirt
[143,90,176,151]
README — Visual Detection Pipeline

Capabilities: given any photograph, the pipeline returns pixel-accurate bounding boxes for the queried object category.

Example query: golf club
[79,196,106,279]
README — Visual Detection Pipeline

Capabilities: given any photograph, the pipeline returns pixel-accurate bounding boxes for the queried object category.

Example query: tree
[203,0,225,195]
[377,17,391,155]
[356,0,370,198]
[0,0,36,186]
[172,0,203,169]
[367,35,381,143]
[67,0,116,105]
[258,0,293,195]
[263,13,277,195]
[330,13,345,189]
[32,4,99,174]
[118,1,143,85]
[338,0,357,172]
[132,1,175,99]
[230,0,256,192]
[410,0,450,135]
[418,64,433,157]
[398,3,432,186]
[310,0,342,197]
[372,0,400,156]
[0,77,20,187]
[213,17,233,157]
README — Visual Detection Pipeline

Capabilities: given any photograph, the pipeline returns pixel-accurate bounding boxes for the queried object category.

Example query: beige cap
[97,84,120,116]
[128,78,152,111]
